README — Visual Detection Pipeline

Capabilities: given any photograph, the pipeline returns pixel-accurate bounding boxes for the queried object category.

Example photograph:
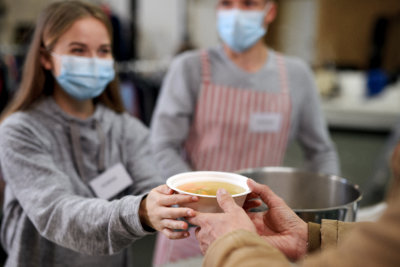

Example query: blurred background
[0,0,399,265]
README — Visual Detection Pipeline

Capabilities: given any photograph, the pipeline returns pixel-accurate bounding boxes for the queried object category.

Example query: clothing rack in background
[116,59,170,126]
[116,58,170,75]
[0,44,26,113]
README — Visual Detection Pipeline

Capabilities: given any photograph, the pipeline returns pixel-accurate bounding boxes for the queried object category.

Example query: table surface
[321,83,400,131]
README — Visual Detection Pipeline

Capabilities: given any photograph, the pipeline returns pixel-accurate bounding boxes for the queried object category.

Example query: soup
[177,181,246,196]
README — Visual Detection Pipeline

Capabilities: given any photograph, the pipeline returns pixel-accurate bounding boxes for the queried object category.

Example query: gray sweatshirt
[150,47,339,179]
[0,97,163,266]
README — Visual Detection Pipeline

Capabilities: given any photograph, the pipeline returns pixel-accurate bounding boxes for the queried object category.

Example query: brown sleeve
[203,230,291,267]
[337,221,357,243]
[321,220,338,249]
[307,222,321,253]
[308,220,357,253]
[299,196,400,267]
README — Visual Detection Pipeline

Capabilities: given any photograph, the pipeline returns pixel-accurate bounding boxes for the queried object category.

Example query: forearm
[21,192,150,255]
[304,148,340,176]
[292,62,340,176]
[203,230,291,267]
[150,105,194,179]
[150,113,194,179]
[297,101,339,175]
[296,97,340,175]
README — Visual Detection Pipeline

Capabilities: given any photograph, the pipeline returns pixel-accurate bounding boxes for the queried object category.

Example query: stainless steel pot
[237,167,362,223]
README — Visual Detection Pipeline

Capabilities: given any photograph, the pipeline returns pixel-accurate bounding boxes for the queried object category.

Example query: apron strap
[200,50,211,86]
[275,52,290,94]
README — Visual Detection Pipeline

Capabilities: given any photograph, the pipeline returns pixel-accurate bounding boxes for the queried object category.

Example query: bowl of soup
[166,171,251,213]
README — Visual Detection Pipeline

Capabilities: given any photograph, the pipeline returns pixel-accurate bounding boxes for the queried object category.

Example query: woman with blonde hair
[0,1,197,266]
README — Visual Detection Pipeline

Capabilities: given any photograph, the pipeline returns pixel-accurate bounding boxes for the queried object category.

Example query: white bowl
[166,171,251,213]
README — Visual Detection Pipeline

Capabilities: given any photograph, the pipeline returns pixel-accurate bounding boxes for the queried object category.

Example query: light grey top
[0,97,163,267]
[150,47,339,179]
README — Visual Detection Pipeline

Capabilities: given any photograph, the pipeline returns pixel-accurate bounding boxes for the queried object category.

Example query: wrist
[299,221,309,257]
[139,196,153,230]
[292,221,309,260]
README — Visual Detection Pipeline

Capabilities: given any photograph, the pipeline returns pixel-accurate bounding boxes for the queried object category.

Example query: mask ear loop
[48,52,63,77]
[263,1,273,19]
[261,2,273,32]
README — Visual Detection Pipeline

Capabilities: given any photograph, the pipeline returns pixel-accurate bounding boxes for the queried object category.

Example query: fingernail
[192,196,198,201]
[184,232,189,237]
[187,210,194,216]
[217,188,227,195]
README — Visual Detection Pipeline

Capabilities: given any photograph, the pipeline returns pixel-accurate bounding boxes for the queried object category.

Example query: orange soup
[177,181,245,196]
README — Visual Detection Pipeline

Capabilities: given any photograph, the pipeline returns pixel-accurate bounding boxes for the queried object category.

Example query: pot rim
[235,166,363,211]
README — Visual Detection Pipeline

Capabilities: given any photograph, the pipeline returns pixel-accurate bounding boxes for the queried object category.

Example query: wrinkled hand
[139,184,198,239]
[245,179,308,260]
[187,188,257,254]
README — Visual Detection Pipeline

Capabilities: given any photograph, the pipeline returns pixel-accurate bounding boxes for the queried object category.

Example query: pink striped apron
[153,50,292,266]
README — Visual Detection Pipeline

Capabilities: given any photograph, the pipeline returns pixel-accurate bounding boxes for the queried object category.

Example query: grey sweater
[0,97,163,266]
[150,47,339,179]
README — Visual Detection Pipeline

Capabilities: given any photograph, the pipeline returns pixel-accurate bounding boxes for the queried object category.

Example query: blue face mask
[217,8,268,52]
[52,54,115,101]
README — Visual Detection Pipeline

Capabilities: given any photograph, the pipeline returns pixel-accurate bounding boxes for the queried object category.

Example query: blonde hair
[0,0,125,122]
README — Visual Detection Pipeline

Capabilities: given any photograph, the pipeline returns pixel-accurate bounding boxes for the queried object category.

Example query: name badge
[89,163,133,200]
[249,112,282,133]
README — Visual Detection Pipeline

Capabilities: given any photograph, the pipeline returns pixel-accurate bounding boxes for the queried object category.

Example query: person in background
[0,1,198,266]
[188,142,400,266]
[150,0,339,264]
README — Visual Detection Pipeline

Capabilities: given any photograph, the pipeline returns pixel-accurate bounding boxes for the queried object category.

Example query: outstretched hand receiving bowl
[187,187,257,254]
[188,179,308,260]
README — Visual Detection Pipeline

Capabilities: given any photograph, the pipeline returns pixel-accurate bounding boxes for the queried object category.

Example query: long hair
[0,0,125,122]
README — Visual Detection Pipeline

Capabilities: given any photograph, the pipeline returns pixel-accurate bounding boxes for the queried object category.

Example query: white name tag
[89,163,133,200]
[249,112,282,133]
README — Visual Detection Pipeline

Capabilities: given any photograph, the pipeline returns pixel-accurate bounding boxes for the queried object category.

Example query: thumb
[247,179,286,209]
[216,188,238,213]
[156,184,174,195]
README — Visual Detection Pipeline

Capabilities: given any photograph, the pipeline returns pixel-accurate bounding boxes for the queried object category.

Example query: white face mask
[52,54,115,101]
[217,4,271,52]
